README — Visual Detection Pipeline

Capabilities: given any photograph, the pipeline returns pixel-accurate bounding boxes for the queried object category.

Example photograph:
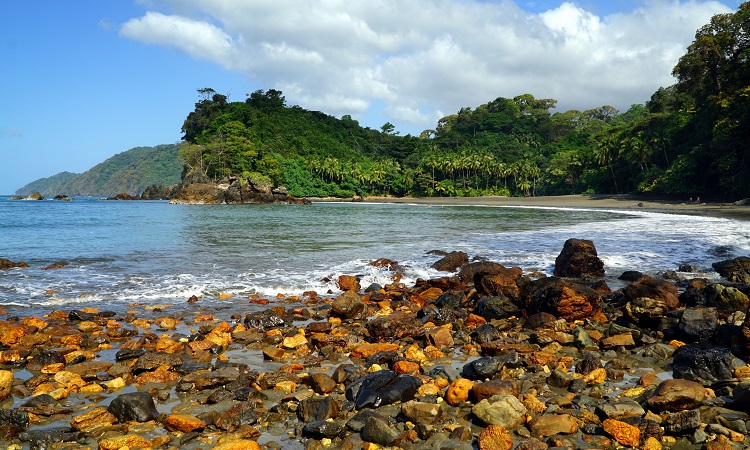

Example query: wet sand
[361,194,750,220]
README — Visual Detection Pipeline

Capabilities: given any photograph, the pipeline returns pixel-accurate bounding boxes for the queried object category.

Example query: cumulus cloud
[120,0,734,132]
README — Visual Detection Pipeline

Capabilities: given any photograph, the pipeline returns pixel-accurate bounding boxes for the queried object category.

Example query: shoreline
[351,194,750,221]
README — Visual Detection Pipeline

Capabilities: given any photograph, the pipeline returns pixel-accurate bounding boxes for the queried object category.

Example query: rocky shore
[3,240,750,449]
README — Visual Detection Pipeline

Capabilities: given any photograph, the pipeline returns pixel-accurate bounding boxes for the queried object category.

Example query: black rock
[713,256,750,283]
[470,324,503,345]
[213,402,258,431]
[417,306,459,325]
[619,270,645,282]
[302,420,345,439]
[0,408,30,428]
[434,292,463,309]
[432,251,469,272]
[473,296,520,321]
[346,410,393,432]
[673,345,745,384]
[115,348,146,362]
[345,370,421,409]
[243,310,285,331]
[19,427,83,446]
[133,352,184,373]
[575,355,602,376]
[26,350,66,372]
[107,391,159,423]
[461,356,512,380]
[68,310,96,321]
[663,410,701,433]
[676,308,718,342]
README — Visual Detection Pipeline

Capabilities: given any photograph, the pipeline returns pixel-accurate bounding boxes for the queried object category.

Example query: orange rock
[418,287,443,301]
[70,406,117,432]
[350,343,400,359]
[0,326,26,346]
[0,349,22,364]
[603,418,641,447]
[135,366,180,384]
[219,293,233,299]
[98,434,152,450]
[53,371,87,389]
[465,314,487,327]
[21,317,48,330]
[478,424,513,450]
[445,378,473,406]
[0,370,13,400]
[393,360,421,375]
[165,414,206,433]
[338,275,361,292]
[210,439,261,450]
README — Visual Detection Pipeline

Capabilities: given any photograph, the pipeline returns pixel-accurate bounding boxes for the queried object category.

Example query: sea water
[1,196,749,317]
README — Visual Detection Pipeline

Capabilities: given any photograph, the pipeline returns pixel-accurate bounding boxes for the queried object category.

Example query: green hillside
[15,144,182,197]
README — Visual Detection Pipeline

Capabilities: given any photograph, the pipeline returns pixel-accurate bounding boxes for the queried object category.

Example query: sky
[0,0,744,194]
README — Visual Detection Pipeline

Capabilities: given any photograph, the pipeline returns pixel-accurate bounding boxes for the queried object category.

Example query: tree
[380,122,396,135]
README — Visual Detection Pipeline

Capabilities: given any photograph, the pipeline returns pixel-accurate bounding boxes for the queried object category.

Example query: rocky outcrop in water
[169,177,308,205]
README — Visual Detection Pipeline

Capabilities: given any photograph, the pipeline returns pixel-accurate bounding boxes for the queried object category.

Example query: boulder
[677,308,718,342]
[107,392,159,423]
[331,290,367,320]
[471,394,527,428]
[647,379,709,411]
[521,277,600,321]
[672,345,745,385]
[713,257,750,283]
[366,311,422,342]
[302,420,345,439]
[553,238,604,278]
[473,296,521,321]
[623,276,680,310]
[478,424,513,450]
[243,309,285,332]
[432,251,469,272]
[529,413,579,437]
[475,266,523,299]
[345,370,421,409]
[361,416,399,446]
[705,284,750,313]
[24,192,45,201]
[0,258,29,270]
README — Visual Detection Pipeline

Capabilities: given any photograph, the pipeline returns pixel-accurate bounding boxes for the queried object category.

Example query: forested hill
[178,3,749,201]
[15,144,182,197]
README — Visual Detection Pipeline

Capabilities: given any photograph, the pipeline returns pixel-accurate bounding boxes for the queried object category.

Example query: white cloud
[120,1,734,133]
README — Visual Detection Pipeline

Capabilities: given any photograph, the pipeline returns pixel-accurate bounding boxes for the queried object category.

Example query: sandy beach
[361,194,750,220]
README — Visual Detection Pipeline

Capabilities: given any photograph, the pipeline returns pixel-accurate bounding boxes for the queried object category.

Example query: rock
[297,396,340,422]
[471,380,519,402]
[596,401,645,420]
[211,439,261,450]
[553,238,604,278]
[106,192,139,200]
[70,406,117,432]
[647,379,708,411]
[308,372,337,394]
[476,266,523,298]
[601,332,636,349]
[458,261,507,283]
[165,414,206,432]
[243,309,285,331]
[705,284,750,313]
[575,354,602,376]
[331,290,367,320]
[663,409,701,433]
[366,311,422,342]
[673,345,745,384]
[677,308,719,342]
[619,270,645,281]
[0,258,29,270]
[471,324,504,345]
[603,418,640,447]
[337,275,361,292]
[0,370,12,400]
[473,296,521,320]
[140,184,172,200]
[625,297,670,325]
[432,251,469,272]
[302,420,345,439]
[713,256,750,283]
[424,326,454,348]
[401,401,443,425]
[471,394,527,428]
[361,416,399,446]
[24,192,45,200]
[133,351,184,373]
[41,260,69,270]
[0,409,29,428]
[529,413,579,436]
[522,277,600,321]
[478,424,513,450]
[213,402,258,431]
[445,378,474,405]
[345,370,421,409]
[462,356,511,380]
[107,391,159,423]
[623,276,680,310]
[99,434,153,450]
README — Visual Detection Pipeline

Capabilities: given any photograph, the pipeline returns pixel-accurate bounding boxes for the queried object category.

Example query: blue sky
[0,0,743,194]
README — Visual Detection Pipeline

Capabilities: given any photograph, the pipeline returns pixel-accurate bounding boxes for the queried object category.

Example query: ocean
[1,196,749,317]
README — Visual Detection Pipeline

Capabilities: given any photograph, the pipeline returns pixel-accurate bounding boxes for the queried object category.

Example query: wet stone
[361,415,399,446]
[673,345,745,384]
[302,420,345,439]
[26,349,65,372]
[346,370,421,410]
[664,409,701,433]
[297,396,340,422]
[107,391,159,423]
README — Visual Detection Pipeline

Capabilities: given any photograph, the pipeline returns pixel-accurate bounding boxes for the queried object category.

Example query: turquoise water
[1,196,749,316]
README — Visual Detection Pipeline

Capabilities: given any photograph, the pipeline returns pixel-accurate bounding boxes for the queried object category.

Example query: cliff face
[15,145,182,197]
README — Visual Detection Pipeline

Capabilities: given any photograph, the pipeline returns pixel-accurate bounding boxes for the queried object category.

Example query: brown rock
[338,275,361,292]
[602,418,641,447]
[350,343,400,359]
[478,424,513,450]
[476,266,523,299]
[211,439,261,450]
[647,379,708,411]
[432,251,469,272]
[424,326,454,348]
[553,238,604,278]
[446,378,474,406]
[70,407,117,432]
[623,276,679,310]
[530,413,579,437]
[601,333,636,349]
[308,372,337,394]
[522,277,600,321]
[366,311,422,342]
[471,380,519,402]
[165,414,206,432]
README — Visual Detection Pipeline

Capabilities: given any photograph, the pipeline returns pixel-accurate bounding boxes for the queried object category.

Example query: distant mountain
[15,144,183,197]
